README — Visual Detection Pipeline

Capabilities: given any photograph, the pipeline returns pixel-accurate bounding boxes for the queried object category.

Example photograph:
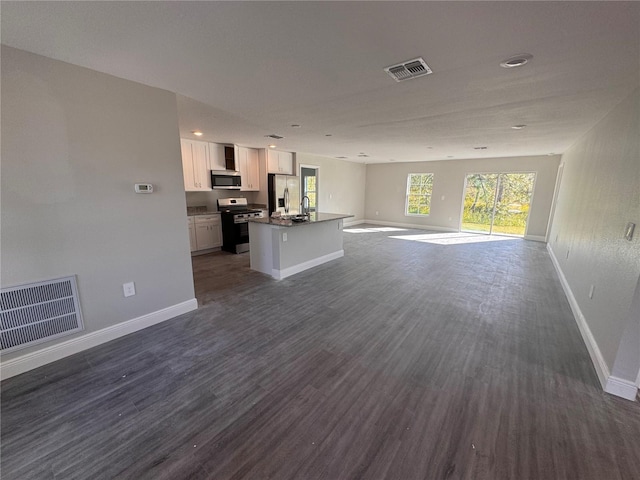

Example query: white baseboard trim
[0,298,198,380]
[524,234,547,242]
[273,250,344,280]
[605,376,639,401]
[547,244,610,389]
[362,219,458,233]
[344,219,365,227]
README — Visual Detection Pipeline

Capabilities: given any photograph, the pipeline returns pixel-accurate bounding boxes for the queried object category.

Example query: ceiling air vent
[384,57,432,82]
[265,134,284,140]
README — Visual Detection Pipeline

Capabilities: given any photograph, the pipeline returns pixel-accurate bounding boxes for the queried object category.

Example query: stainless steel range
[217,198,264,254]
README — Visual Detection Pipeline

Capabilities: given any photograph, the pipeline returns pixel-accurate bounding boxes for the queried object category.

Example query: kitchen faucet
[301,196,310,216]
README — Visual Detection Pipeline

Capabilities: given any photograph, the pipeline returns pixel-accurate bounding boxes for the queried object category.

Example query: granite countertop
[249,212,353,227]
[187,211,220,216]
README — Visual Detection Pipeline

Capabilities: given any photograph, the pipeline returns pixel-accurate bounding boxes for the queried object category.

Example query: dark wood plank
[2,227,639,479]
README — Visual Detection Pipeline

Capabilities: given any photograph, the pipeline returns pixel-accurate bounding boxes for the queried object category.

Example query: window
[303,172,317,211]
[406,173,433,215]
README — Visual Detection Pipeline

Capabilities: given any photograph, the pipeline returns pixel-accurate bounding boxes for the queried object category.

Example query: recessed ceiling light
[325,134,332,137]
[268,144,277,149]
[473,146,488,150]
[336,156,348,159]
[291,124,301,128]
[192,130,203,136]
[500,53,533,68]
[426,146,433,149]
[265,134,284,139]
[357,153,369,158]
[511,124,527,130]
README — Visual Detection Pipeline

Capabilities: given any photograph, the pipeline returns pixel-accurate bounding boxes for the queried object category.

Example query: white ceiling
[2,1,639,164]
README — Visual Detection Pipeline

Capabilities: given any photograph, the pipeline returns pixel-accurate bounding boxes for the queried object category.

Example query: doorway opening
[299,165,319,213]
[461,172,536,237]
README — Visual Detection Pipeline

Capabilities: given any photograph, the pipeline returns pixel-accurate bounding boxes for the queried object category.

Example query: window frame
[405,173,434,216]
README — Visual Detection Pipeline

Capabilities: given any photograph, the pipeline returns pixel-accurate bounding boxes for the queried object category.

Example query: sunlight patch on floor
[344,227,408,233]
[389,232,520,245]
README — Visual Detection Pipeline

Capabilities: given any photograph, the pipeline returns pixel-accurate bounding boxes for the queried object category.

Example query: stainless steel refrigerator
[268,174,300,217]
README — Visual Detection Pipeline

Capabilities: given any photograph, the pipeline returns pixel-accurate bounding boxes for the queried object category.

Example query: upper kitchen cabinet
[181,139,211,191]
[210,143,239,171]
[238,146,260,191]
[208,142,226,171]
[266,149,294,174]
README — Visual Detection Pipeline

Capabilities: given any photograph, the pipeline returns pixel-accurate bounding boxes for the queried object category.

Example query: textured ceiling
[2,1,639,163]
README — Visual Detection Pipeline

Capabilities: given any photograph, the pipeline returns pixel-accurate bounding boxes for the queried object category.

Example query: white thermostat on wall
[135,183,153,193]
[134,183,153,194]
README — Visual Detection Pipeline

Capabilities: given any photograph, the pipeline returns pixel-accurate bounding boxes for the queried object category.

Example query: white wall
[1,47,196,365]
[548,88,640,383]
[365,155,560,238]
[295,152,367,222]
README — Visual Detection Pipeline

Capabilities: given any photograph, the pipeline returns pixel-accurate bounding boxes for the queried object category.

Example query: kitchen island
[248,213,353,280]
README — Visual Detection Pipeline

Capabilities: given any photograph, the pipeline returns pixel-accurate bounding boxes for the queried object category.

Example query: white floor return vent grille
[1,276,84,353]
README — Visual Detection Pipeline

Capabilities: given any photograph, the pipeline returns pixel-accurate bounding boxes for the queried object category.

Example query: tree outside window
[304,176,317,211]
[406,173,433,215]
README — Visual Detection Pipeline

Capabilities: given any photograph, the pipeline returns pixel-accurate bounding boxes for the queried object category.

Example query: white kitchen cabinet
[188,217,197,252]
[238,146,260,191]
[208,142,226,171]
[191,215,222,251]
[181,139,211,191]
[266,149,294,174]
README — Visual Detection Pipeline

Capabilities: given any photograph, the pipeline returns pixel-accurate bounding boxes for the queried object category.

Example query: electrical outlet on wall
[123,282,136,297]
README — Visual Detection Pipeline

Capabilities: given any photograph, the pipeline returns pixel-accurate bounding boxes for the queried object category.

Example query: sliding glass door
[461,174,499,233]
[461,172,536,236]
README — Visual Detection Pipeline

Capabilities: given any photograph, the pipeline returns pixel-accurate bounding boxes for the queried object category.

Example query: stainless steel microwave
[211,171,241,190]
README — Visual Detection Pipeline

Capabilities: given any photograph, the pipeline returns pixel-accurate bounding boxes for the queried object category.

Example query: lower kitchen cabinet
[188,217,197,251]
[190,215,222,252]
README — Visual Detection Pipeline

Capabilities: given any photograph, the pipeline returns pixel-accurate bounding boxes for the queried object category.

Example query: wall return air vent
[384,57,432,82]
[1,276,84,353]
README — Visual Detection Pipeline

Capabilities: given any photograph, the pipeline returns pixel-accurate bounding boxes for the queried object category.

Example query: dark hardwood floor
[2,226,639,479]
